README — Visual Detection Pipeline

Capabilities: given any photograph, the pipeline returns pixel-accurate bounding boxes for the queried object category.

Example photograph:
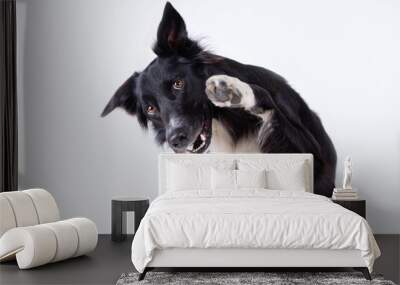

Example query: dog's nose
[168,129,189,150]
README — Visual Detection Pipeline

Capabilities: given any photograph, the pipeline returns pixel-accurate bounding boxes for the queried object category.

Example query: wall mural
[101,2,337,197]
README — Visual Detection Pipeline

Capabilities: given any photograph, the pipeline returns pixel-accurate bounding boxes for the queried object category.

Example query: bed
[131,154,380,280]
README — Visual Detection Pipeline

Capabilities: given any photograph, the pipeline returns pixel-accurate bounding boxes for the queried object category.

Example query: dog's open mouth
[186,119,212,153]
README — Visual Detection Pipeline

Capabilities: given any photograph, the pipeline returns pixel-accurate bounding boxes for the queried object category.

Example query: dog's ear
[101,73,139,117]
[154,2,187,54]
[153,2,201,57]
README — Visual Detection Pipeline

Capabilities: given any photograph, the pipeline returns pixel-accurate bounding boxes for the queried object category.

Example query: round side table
[111,197,149,242]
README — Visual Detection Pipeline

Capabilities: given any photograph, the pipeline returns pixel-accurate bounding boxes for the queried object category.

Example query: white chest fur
[207,120,260,153]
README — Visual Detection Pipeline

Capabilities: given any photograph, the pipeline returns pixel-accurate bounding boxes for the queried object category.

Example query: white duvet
[131,190,380,273]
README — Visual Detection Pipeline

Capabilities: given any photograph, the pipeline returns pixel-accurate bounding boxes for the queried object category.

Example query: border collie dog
[102,2,337,197]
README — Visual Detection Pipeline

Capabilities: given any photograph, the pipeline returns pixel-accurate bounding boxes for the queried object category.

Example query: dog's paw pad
[205,75,243,107]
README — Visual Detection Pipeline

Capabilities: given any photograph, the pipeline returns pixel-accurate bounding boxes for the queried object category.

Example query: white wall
[17,0,400,233]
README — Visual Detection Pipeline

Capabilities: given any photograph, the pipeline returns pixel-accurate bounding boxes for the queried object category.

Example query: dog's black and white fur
[102,2,337,197]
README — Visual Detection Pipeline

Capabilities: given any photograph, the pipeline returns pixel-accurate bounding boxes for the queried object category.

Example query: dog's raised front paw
[205,75,254,109]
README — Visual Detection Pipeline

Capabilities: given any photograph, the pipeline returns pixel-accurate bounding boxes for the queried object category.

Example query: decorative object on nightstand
[111,197,149,242]
[342,156,353,190]
[332,199,366,219]
[333,156,359,200]
[332,188,359,200]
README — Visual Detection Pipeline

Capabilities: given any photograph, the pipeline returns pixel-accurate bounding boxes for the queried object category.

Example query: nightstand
[332,199,366,219]
[111,197,149,242]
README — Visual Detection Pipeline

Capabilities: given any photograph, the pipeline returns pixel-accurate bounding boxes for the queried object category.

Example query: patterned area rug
[116,272,396,285]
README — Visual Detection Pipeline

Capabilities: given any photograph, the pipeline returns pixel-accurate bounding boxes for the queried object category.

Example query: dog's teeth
[200,134,206,141]
[193,140,206,152]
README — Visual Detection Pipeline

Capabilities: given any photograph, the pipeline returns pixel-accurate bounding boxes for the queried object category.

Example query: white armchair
[0,188,97,269]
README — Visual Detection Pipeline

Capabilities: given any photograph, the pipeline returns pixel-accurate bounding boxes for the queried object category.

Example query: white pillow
[211,168,268,190]
[167,162,210,191]
[166,159,235,192]
[211,168,236,190]
[238,159,308,191]
[266,163,306,191]
[236,169,267,189]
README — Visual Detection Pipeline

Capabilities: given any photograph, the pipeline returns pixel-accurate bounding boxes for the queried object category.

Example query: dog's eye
[146,105,157,115]
[173,79,185,90]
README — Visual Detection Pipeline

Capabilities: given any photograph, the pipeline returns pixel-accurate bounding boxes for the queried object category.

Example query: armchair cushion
[0,188,60,236]
[0,189,97,269]
[0,218,97,269]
